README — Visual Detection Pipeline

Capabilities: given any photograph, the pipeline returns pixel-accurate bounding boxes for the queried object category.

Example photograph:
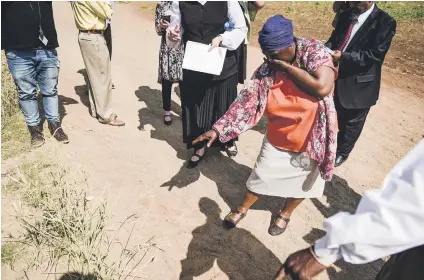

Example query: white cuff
[313,238,342,266]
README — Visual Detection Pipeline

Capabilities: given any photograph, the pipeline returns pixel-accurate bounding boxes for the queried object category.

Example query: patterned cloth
[213,38,338,181]
[155,1,184,83]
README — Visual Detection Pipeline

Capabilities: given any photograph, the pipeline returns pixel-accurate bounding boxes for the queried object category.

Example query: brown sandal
[223,210,246,229]
[98,113,125,127]
[268,215,290,236]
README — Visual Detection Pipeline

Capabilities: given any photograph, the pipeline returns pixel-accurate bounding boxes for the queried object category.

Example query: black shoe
[28,125,45,148]
[224,143,238,157]
[187,148,207,169]
[112,83,115,89]
[334,155,348,167]
[164,114,172,126]
[48,122,69,144]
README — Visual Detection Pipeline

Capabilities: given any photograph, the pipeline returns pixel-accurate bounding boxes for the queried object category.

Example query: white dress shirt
[168,1,247,51]
[343,4,375,51]
[314,140,424,266]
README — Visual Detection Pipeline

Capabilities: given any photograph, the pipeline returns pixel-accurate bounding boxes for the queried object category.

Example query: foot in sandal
[98,113,125,127]
[223,208,248,229]
[268,213,291,236]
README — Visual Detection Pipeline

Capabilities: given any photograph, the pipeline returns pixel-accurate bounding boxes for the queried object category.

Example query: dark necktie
[338,17,359,51]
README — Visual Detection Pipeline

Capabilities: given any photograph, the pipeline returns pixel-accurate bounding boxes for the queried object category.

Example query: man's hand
[265,58,290,72]
[273,248,328,280]
[168,25,181,42]
[209,36,223,52]
[332,50,342,61]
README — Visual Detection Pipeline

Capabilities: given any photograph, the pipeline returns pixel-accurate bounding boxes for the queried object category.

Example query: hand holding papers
[182,41,227,76]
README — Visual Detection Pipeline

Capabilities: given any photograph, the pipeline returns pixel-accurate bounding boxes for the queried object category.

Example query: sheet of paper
[182,41,227,76]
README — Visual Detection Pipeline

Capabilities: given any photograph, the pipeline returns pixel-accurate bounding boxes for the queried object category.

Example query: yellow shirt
[71,1,113,31]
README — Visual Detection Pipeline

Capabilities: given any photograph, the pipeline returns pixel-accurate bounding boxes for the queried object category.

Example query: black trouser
[161,80,181,112]
[335,97,370,158]
[374,245,424,280]
[104,24,112,60]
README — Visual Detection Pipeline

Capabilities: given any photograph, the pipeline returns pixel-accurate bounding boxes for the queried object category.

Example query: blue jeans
[5,49,60,126]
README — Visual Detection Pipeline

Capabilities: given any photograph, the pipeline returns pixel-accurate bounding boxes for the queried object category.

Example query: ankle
[237,206,249,214]
[279,211,291,218]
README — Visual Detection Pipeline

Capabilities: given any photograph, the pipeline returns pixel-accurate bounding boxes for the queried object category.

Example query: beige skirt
[246,136,325,198]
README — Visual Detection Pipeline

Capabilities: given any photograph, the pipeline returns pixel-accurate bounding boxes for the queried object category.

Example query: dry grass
[1,51,30,160]
[3,159,154,279]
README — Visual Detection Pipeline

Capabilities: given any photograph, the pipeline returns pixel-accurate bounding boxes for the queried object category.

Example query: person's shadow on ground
[135,86,284,216]
[180,197,282,280]
[302,176,385,280]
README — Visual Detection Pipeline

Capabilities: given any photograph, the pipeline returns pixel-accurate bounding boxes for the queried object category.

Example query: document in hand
[182,41,227,76]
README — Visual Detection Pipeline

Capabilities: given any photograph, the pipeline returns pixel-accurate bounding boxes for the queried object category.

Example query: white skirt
[246,136,325,198]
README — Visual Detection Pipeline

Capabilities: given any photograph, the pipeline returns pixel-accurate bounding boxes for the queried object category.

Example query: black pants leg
[374,245,424,280]
[104,24,112,60]
[335,97,370,158]
[161,80,172,112]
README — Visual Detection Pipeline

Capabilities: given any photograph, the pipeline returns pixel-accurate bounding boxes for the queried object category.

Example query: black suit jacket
[327,6,396,109]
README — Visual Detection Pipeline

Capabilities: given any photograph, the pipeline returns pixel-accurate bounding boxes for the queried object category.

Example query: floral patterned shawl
[213,38,338,181]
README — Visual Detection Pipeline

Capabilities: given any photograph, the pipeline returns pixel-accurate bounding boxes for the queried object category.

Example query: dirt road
[3,2,424,280]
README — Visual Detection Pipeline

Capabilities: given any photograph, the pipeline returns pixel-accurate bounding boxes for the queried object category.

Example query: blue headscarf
[258,15,294,52]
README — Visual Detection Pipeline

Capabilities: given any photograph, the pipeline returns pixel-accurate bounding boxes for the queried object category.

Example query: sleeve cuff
[313,238,342,266]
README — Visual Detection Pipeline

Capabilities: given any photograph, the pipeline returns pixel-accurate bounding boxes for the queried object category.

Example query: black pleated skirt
[180,71,238,149]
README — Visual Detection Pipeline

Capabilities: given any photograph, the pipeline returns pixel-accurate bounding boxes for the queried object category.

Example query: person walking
[1,1,69,147]
[327,1,396,167]
[193,15,337,236]
[71,1,125,126]
[274,140,424,280]
[155,1,183,126]
[168,1,247,167]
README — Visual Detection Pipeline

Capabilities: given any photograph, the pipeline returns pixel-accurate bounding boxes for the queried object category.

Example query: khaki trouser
[78,32,112,120]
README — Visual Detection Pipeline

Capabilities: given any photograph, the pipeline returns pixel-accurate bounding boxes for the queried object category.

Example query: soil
[2,2,423,280]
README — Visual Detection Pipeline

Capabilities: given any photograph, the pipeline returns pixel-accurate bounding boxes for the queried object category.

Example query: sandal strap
[110,113,118,121]
[273,215,290,223]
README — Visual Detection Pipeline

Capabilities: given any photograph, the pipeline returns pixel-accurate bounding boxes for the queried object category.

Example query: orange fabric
[266,63,336,153]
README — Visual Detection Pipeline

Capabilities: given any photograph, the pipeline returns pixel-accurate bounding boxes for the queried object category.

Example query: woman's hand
[209,36,223,52]
[168,25,181,42]
[159,19,170,30]
[192,130,218,147]
[264,58,290,72]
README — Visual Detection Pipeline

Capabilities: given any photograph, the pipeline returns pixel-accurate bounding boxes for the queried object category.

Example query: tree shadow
[303,176,385,280]
[59,272,98,280]
[135,86,283,215]
[180,197,282,280]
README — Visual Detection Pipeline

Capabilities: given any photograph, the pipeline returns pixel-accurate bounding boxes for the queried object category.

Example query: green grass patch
[379,2,424,20]
[1,242,24,269]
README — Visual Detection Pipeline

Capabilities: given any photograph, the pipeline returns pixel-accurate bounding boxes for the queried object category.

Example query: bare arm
[269,59,335,99]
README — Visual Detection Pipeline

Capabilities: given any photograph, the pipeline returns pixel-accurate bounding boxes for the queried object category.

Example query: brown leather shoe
[48,122,69,144]
[28,125,45,148]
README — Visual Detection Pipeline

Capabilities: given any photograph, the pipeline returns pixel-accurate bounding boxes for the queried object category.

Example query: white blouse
[168,1,247,51]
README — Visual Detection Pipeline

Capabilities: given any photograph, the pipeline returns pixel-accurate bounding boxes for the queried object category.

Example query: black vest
[179,1,237,81]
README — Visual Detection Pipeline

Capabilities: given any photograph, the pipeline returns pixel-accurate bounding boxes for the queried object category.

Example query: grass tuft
[4,159,153,279]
